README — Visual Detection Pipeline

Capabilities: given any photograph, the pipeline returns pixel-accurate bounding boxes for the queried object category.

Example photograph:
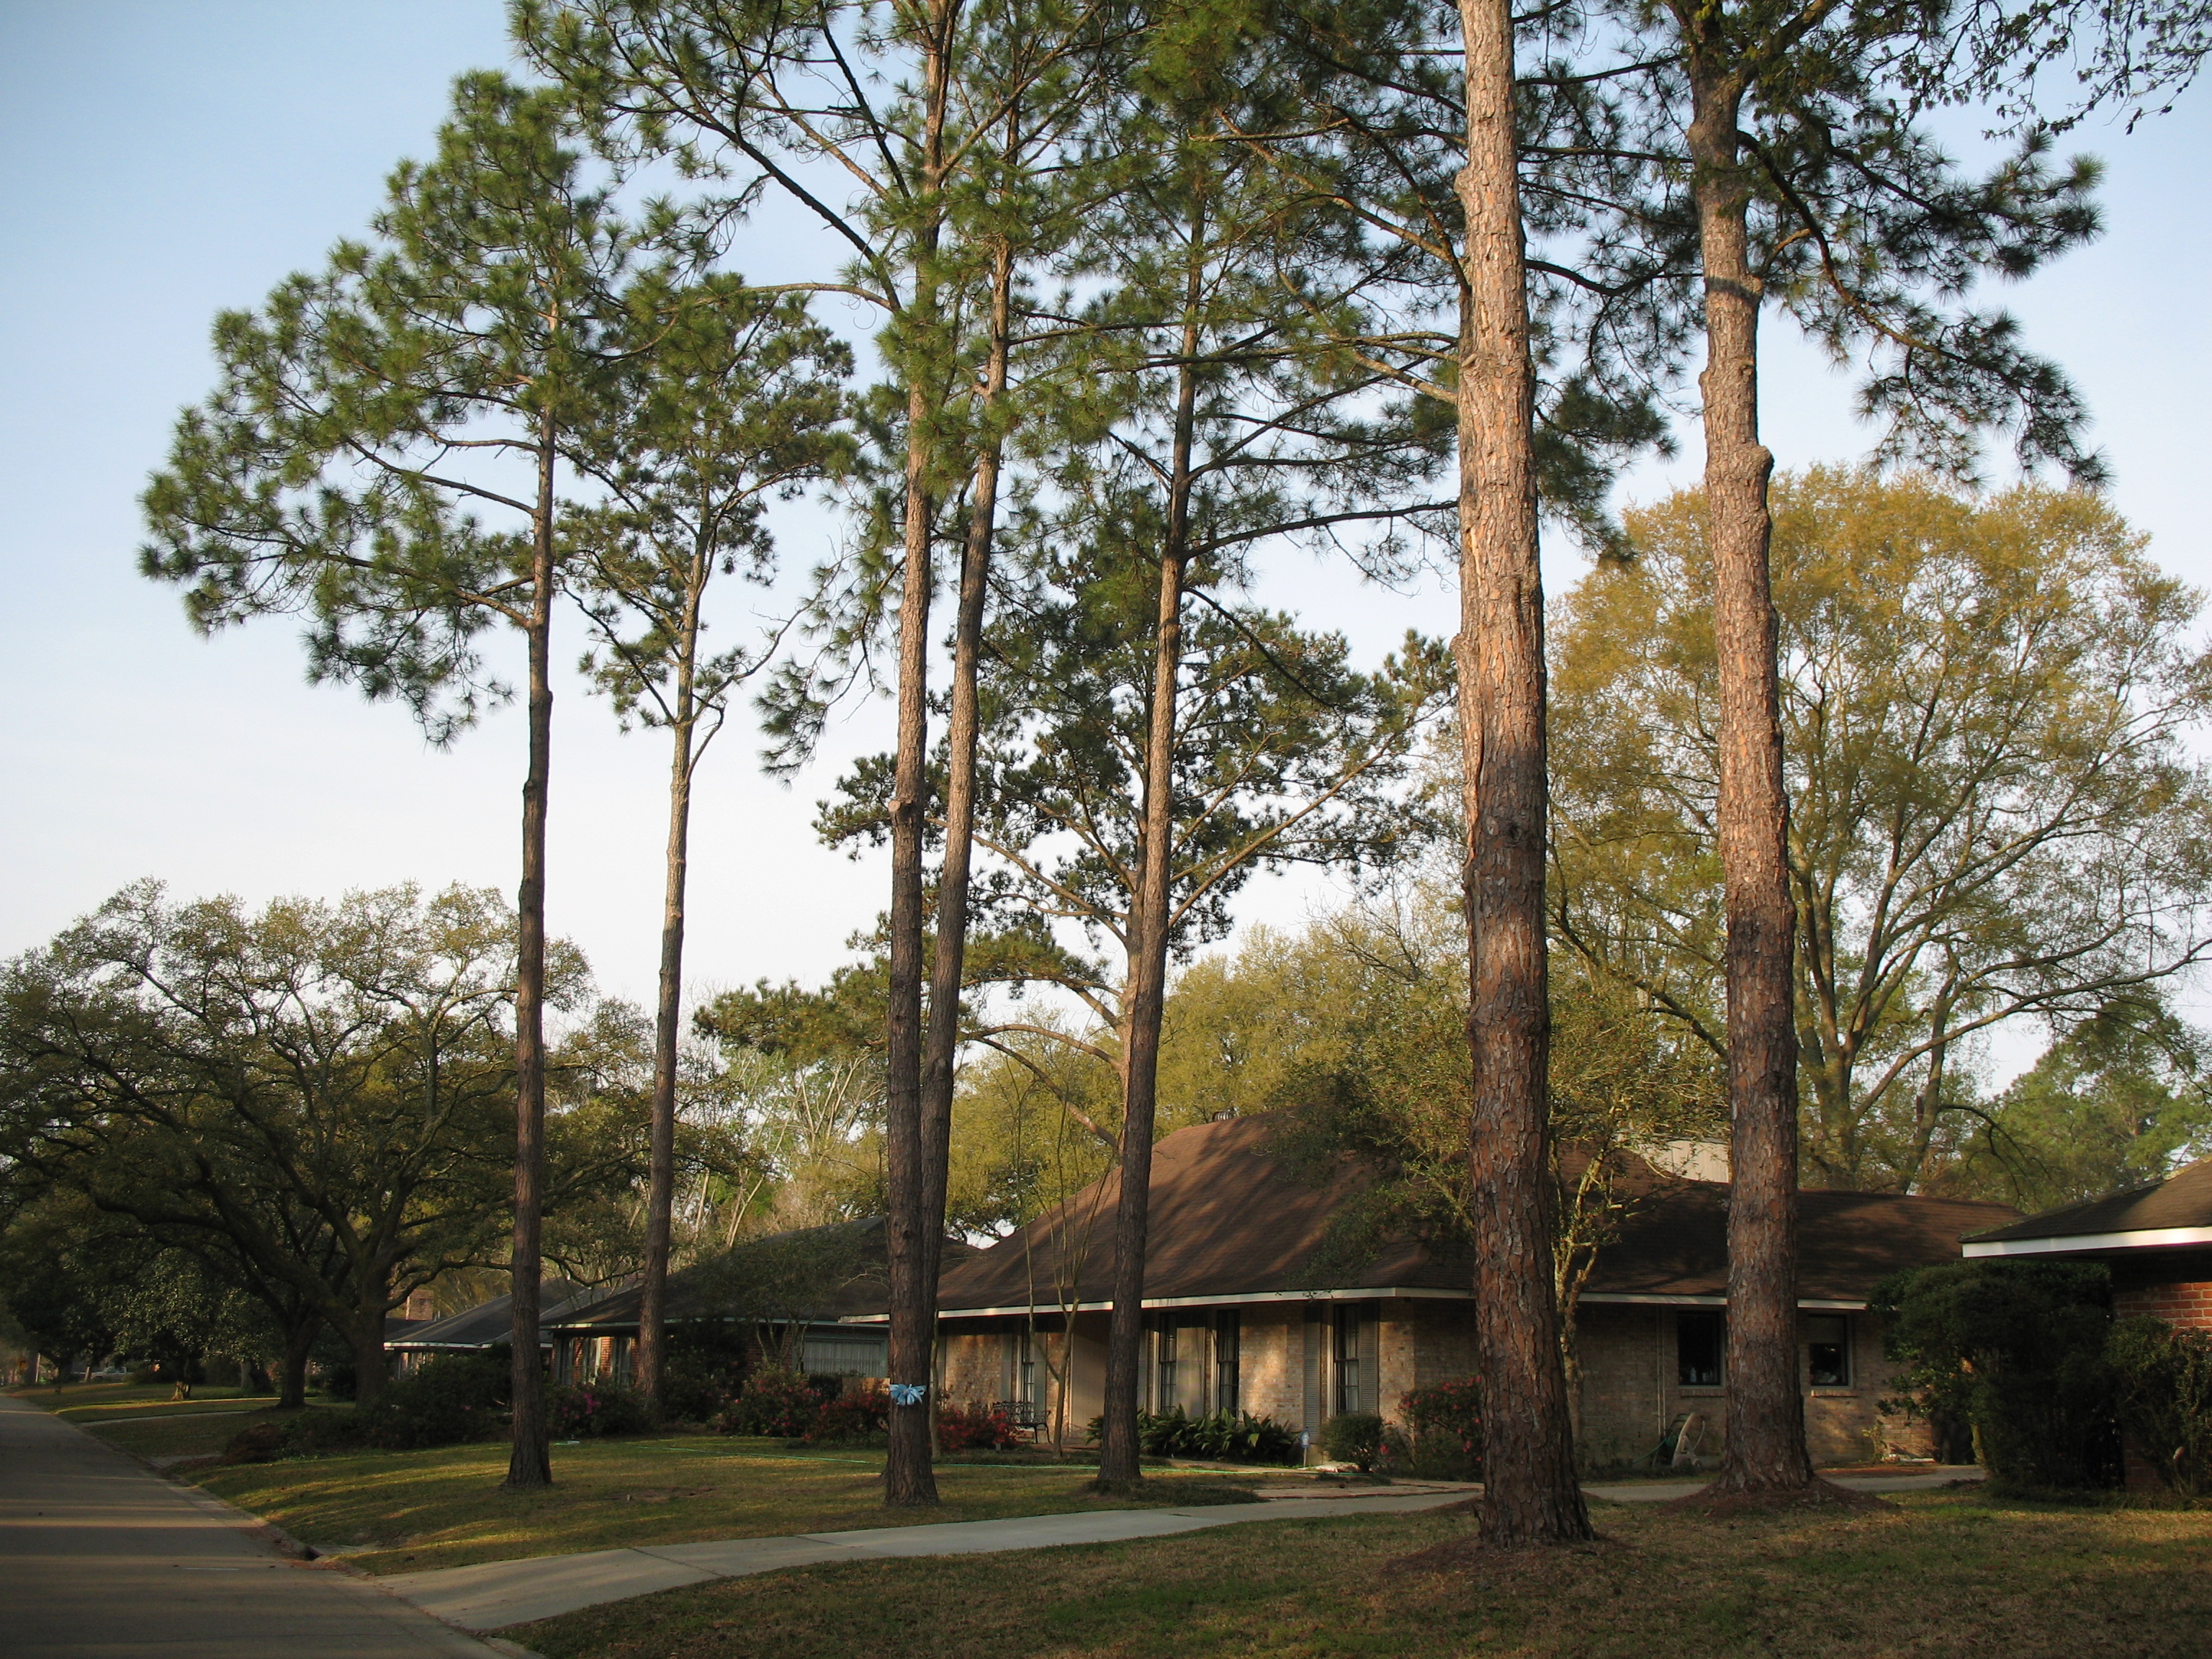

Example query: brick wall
[1238,1308,1307,1427]
[940,1330,1004,1407]
[1575,1304,1667,1467]
[2116,1280,2212,1328]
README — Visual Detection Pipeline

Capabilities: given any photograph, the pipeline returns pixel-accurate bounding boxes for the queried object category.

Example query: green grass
[190,1437,1298,1574]
[513,1488,2212,1659]
[6,1380,349,1462]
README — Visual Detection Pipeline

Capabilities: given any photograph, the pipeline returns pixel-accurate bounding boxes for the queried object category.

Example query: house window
[1213,1310,1241,1413]
[801,1330,889,1377]
[1676,1310,1725,1388]
[1333,1306,1361,1414]
[1015,1330,1037,1405]
[1807,1315,1851,1388]
[1154,1320,1178,1410]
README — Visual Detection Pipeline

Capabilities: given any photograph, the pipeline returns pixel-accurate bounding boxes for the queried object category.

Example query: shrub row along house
[882,1113,2017,1468]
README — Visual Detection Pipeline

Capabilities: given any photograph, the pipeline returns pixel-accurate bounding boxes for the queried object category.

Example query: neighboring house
[1962,1156,2212,1331]
[891,1113,2017,1468]
[385,1278,597,1377]
[545,1219,934,1387]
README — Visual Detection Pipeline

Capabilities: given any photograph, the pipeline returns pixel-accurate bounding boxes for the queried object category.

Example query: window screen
[1807,1315,1851,1387]
[1333,1307,1361,1413]
[1213,1310,1241,1413]
[1676,1310,1725,1388]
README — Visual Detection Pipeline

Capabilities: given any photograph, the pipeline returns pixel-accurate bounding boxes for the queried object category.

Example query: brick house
[1961,1157,2212,1330]
[908,1113,2015,1468]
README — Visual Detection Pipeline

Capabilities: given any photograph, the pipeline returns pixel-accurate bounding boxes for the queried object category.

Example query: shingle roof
[388,1278,597,1350]
[1964,1157,2212,1247]
[932,1113,2019,1313]
[548,1220,973,1336]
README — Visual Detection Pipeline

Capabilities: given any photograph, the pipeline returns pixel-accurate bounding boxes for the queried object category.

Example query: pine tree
[140,76,654,1487]
[565,274,851,1411]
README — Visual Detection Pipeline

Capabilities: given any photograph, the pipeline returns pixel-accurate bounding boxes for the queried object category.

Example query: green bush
[1084,1406,1302,1465]
[1874,1260,2120,1490]
[547,1381,652,1439]
[2108,1316,2212,1496]
[660,1324,751,1424]
[1398,1376,1483,1479]
[807,1387,889,1445]
[1320,1411,1387,1472]
[253,1348,512,1457]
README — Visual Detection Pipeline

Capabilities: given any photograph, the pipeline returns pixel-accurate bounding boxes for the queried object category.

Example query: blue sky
[3,1,2207,1029]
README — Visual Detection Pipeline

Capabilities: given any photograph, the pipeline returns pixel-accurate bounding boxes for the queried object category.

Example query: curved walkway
[382,1466,1981,1631]
[0,1394,500,1658]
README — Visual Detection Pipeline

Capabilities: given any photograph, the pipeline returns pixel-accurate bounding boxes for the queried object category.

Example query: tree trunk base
[1665,1476,1890,1519]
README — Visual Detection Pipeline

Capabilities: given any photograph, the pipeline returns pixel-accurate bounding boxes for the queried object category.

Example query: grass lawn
[512,1488,2212,1659]
[6,1380,351,1461]
[190,1438,1300,1574]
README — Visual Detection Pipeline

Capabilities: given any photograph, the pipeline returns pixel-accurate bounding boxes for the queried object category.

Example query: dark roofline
[1961,1157,2212,1255]
[923,1114,2014,1318]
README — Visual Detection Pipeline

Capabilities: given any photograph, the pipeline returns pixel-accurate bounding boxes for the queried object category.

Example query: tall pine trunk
[1096,281,1202,1492]
[635,559,706,1414]
[883,0,955,1510]
[506,408,558,1491]
[1455,0,1592,1545]
[919,240,1015,1360]
[1686,42,1812,1496]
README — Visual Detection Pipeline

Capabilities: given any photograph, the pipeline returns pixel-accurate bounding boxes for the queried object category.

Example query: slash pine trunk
[920,239,1014,1363]
[506,404,558,1491]
[1097,256,1202,1492]
[1454,0,1593,1545]
[634,551,707,1414]
[882,0,954,1511]
[1685,31,1813,1495]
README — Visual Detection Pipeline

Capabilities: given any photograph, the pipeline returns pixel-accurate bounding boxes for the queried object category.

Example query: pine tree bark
[918,240,1015,1379]
[635,563,705,1415]
[1684,35,1813,1496]
[506,407,558,1491]
[1455,0,1593,1546]
[883,0,955,1510]
[1097,276,1202,1492]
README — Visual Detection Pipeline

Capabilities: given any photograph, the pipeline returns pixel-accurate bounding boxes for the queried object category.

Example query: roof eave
[1961,1225,2212,1259]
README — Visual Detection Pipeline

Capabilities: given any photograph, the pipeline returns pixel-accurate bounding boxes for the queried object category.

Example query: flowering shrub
[716,1369,843,1437]
[547,1381,652,1439]
[937,1400,1024,1452]
[1399,1376,1482,1479]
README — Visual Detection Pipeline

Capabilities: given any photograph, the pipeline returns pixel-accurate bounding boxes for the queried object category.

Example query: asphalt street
[0,1393,497,1658]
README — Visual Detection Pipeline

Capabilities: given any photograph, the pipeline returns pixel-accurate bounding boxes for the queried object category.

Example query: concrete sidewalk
[0,1393,503,1659]
[383,1485,1474,1629]
[380,1467,1980,1631]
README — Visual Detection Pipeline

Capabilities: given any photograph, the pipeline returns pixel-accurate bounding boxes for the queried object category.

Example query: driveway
[0,1394,497,1658]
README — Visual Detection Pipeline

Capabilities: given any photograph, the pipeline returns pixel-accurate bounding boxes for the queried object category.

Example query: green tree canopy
[1552,468,2212,1190]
